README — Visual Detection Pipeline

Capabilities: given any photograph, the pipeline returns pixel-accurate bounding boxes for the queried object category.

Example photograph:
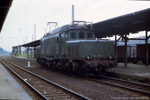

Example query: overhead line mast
[72,5,74,25]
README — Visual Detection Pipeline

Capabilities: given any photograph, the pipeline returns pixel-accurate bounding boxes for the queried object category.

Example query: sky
[0,0,150,51]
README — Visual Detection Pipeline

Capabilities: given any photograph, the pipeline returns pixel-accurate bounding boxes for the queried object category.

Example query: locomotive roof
[50,25,69,35]
[49,23,93,35]
[66,39,113,44]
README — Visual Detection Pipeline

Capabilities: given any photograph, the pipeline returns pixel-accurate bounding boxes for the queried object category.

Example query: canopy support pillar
[124,34,128,67]
[115,35,117,62]
[145,30,148,67]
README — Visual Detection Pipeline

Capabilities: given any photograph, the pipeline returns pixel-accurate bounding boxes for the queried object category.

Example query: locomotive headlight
[87,56,91,60]
[109,55,113,59]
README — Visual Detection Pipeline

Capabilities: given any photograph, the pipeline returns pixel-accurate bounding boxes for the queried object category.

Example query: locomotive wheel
[84,67,90,77]
[72,66,76,73]
[52,61,57,69]
[46,61,51,68]
[67,63,72,72]
[100,66,106,75]
[39,58,45,67]
[62,62,67,71]
[57,61,63,70]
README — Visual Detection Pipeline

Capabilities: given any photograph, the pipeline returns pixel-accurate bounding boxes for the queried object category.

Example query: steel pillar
[30,48,33,58]
[145,30,148,67]
[124,34,127,67]
[115,35,117,62]
[33,47,36,58]
[27,47,29,58]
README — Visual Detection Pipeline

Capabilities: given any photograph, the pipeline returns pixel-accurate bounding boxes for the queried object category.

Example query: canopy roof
[0,0,13,32]
[93,8,150,38]
[22,40,40,47]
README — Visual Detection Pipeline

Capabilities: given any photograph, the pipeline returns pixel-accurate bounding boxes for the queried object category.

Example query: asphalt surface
[108,63,150,80]
[0,63,32,100]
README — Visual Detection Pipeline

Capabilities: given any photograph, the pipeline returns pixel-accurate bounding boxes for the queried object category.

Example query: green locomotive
[36,21,117,75]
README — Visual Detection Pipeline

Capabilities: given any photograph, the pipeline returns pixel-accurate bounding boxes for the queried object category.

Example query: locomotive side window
[61,33,64,38]
[70,32,76,39]
[57,37,59,43]
[60,32,65,42]
[79,31,84,39]
[87,32,95,38]
[65,33,68,38]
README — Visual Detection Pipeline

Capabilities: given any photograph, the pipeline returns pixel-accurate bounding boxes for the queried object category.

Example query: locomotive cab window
[79,31,84,39]
[87,32,95,38]
[70,32,76,39]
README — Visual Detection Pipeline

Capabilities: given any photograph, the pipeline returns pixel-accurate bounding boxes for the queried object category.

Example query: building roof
[22,40,40,47]
[0,0,13,32]
[93,8,150,38]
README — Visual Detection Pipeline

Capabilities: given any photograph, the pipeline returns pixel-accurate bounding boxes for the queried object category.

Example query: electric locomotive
[36,21,117,75]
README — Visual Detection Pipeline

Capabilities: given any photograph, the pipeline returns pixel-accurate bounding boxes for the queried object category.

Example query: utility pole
[26,36,27,43]
[72,5,74,25]
[32,34,34,42]
[34,24,36,41]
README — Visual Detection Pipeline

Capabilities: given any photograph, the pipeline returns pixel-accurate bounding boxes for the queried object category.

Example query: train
[117,43,150,64]
[117,45,136,63]
[136,44,150,64]
[35,21,117,75]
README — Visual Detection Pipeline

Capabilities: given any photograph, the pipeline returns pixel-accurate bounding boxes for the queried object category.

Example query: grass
[11,54,34,58]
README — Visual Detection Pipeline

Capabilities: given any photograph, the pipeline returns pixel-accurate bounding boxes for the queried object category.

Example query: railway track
[0,59,90,100]
[88,75,150,97]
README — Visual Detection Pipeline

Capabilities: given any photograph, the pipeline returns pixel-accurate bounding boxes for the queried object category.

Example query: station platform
[108,63,150,81]
[0,63,32,100]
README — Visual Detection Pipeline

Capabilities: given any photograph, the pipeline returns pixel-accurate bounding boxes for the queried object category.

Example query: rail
[88,75,150,96]
[1,59,90,100]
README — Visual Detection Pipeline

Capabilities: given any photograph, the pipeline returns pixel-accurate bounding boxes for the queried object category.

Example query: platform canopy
[22,40,40,47]
[0,0,13,32]
[93,8,150,38]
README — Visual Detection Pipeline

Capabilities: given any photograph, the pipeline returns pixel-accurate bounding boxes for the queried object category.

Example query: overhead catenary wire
[37,0,99,27]
[57,0,99,24]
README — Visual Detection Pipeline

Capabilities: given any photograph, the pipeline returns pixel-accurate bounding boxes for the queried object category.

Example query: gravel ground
[5,57,150,100]
[3,61,79,100]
